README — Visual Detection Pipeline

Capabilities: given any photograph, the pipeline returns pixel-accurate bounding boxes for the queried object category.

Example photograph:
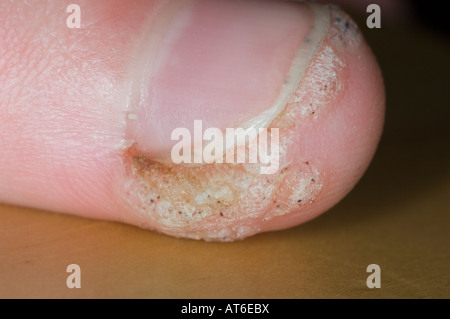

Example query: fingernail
[129,0,329,161]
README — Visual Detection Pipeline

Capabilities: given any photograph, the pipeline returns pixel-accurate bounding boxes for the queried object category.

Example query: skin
[0,0,384,240]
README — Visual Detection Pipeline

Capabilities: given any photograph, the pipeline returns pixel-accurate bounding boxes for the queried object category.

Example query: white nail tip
[236,4,331,133]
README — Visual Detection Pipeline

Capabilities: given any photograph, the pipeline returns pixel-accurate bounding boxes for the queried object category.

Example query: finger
[0,0,384,241]
[0,0,157,220]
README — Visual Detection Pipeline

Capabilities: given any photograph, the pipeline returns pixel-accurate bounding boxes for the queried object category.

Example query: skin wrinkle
[0,0,144,216]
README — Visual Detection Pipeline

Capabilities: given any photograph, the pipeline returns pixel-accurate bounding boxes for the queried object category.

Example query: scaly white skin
[0,0,384,241]
[120,4,383,241]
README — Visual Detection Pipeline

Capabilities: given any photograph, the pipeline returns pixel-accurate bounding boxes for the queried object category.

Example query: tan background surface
[0,18,449,298]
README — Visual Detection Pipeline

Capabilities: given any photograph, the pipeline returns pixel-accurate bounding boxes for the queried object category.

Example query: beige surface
[1,25,449,298]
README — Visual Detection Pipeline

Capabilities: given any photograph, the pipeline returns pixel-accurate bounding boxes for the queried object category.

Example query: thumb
[0,0,384,241]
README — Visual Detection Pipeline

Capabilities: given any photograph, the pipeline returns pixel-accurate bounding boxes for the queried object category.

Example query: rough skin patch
[124,140,321,241]
[328,4,362,49]
[272,5,361,127]
[120,6,362,241]
[275,44,345,126]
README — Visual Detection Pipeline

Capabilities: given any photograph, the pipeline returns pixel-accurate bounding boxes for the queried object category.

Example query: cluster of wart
[122,5,361,240]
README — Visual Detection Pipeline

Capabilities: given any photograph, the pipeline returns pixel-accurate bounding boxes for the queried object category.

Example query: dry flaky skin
[274,44,345,126]
[274,5,360,126]
[125,143,322,241]
[122,5,361,241]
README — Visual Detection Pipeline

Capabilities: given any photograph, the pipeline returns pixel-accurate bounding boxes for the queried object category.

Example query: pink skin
[265,39,385,232]
[0,0,384,240]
